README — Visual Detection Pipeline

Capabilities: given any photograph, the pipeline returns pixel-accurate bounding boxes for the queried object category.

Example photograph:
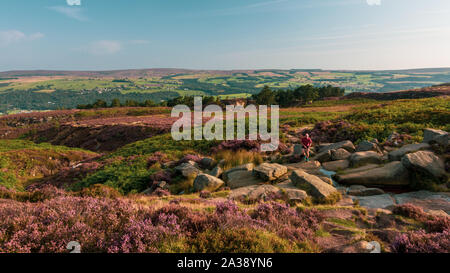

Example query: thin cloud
[0,30,44,47]
[129,40,151,45]
[48,6,88,21]
[367,0,381,6]
[87,40,122,55]
[67,0,81,6]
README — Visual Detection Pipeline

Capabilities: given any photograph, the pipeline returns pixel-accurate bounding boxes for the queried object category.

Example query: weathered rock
[331,148,352,161]
[200,157,216,170]
[349,151,383,167]
[253,163,288,181]
[193,174,224,192]
[394,191,450,214]
[356,140,379,152]
[334,161,410,186]
[226,170,263,189]
[222,163,254,181]
[351,194,396,209]
[347,185,385,196]
[388,143,430,161]
[286,161,322,174]
[322,160,349,172]
[175,163,200,178]
[313,150,332,163]
[318,176,333,185]
[290,170,338,199]
[277,181,308,202]
[209,166,223,178]
[319,140,356,153]
[423,128,449,146]
[401,150,446,180]
[229,184,281,202]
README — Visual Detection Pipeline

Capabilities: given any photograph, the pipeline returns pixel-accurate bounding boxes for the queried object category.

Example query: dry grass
[214,150,263,170]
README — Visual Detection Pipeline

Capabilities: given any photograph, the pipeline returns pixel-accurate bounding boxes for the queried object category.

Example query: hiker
[301,133,313,162]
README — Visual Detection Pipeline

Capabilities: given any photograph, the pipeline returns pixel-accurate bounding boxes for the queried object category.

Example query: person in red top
[301,133,313,162]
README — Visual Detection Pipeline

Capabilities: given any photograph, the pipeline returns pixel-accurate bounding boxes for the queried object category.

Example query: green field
[0,68,449,113]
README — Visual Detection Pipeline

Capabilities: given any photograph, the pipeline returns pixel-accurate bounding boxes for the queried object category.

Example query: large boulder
[394,191,450,214]
[349,151,383,167]
[388,143,430,161]
[290,170,338,199]
[286,160,322,174]
[334,161,410,186]
[293,144,304,155]
[200,157,216,170]
[322,160,349,172]
[228,184,282,202]
[226,170,263,189]
[313,150,332,163]
[423,128,449,147]
[331,148,352,161]
[209,166,223,178]
[319,140,356,153]
[253,163,288,181]
[175,162,200,178]
[401,150,446,180]
[356,140,379,152]
[277,181,308,202]
[193,174,224,192]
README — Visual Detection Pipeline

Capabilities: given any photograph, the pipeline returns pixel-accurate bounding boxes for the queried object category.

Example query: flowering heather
[149,170,173,184]
[147,152,169,167]
[177,154,203,164]
[212,140,261,153]
[391,204,450,253]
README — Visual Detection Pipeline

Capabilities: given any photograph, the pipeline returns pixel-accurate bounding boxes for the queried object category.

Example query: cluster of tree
[77,98,157,109]
[252,85,345,107]
[166,95,223,108]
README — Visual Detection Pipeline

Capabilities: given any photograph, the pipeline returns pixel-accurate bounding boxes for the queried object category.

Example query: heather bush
[149,170,173,184]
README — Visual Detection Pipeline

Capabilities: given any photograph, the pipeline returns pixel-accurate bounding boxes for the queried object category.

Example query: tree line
[252,85,345,107]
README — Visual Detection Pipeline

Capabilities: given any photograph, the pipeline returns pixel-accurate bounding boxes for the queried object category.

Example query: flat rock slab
[388,143,430,161]
[394,191,450,214]
[334,161,410,186]
[223,163,254,181]
[253,163,288,181]
[331,148,352,161]
[228,184,281,202]
[286,160,321,173]
[226,170,264,189]
[322,160,349,172]
[351,194,396,209]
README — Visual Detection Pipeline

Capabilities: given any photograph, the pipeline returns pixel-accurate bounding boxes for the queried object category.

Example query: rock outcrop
[388,143,430,161]
[423,128,449,147]
[401,150,447,180]
[253,163,288,181]
[226,170,263,189]
[319,140,356,153]
[334,161,410,186]
[349,151,383,167]
[193,174,224,192]
[290,170,338,199]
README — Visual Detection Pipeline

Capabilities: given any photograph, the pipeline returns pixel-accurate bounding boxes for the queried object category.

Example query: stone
[388,143,430,161]
[226,170,263,189]
[229,184,282,202]
[313,150,332,163]
[319,140,356,153]
[334,161,410,186]
[286,160,322,174]
[331,148,351,161]
[193,174,225,192]
[356,140,379,152]
[318,176,333,185]
[401,150,446,180]
[349,151,383,167]
[175,163,200,178]
[209,166,223,178]
[347,185,385,196]
[351,194,395,209]
[290,170,338,199]
[200,157,216,170]
[253,163,288,181]
[423,128,449,146]
[394,191,450,214]
[222,163,254,181]
[322,160,349,172]
[277,181,308,202]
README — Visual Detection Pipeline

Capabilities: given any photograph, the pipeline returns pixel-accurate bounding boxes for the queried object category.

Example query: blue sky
[1,0,450,71]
